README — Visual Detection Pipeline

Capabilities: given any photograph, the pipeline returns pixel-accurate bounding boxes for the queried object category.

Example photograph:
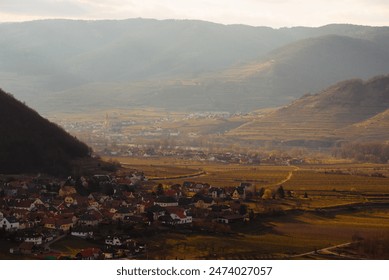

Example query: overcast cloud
[0,0,388,27]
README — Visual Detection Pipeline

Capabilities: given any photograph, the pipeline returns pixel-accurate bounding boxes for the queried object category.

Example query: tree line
[333,142,389,163]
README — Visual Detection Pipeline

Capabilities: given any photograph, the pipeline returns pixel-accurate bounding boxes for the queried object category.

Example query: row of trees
[333,142,389,163]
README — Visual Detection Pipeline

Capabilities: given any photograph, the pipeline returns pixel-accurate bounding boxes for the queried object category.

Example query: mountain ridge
[227,75,389,144]
[0,88,91,175]
[1,19,389,113]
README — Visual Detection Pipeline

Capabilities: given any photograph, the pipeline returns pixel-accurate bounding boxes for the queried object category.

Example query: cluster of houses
[0,173,255,259]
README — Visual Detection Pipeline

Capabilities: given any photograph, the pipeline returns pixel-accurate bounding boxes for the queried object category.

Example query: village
[51,111,284,166]
[0,170,275,260]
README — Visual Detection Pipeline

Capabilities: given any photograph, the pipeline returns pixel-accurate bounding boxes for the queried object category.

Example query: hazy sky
[0,0,388,27]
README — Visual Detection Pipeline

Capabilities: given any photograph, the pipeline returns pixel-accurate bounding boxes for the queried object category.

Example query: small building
[208,187,225,199]
[1,216,20,231]
[23,233,43,245]
[209,204,231,213]
[9,199,36,211]
[113,207,133,221]
[18,242,36,255]
[146,204,166,221]
[76,248,101,260]
[56,217,74,232]
[232,186,246,200]
[78,210,103,226]
[59,186,77,197]
[71,228,94,239]
[154,196,178,207]
[43,218,56,230]
[192,194,215,209]
[105,236,123,246]
[166,207,192,224]
[216,214,244,224]
[64,196,75,205]
[102,247,115,259]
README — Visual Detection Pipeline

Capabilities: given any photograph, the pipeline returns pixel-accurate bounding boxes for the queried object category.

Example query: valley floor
[1,159,389,260]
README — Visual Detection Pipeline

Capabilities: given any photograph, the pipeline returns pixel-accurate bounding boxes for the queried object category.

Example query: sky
[0,0,389,27]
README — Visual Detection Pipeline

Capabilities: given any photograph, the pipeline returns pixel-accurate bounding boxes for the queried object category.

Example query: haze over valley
[1,16,389,261]
[2,19,389,113]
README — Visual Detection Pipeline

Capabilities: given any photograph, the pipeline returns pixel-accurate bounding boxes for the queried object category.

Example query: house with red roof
[165,207,192,224]
[76,247,101,260]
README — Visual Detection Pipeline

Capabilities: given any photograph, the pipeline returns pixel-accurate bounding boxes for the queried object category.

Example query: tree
[262,189,273,199]
[156,184,164,196]
[258,187,265,198]
[249,209,255,221]
[276,185,285,199]
[239,204,248,215]
[286,190,293,197]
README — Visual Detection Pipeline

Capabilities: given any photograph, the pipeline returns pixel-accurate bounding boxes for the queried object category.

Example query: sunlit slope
[228,76,389,142]
[1,20,389,113]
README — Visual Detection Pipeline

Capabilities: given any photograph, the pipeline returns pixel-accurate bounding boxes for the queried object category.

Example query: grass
[116,157,389,196]
[50,236,99,256]
[89,158,389,259]
[284,168,389,193]
[145,209,389,259]
[114,157,293,187]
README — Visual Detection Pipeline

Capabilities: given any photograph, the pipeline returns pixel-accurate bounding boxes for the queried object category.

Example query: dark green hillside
[0,88,91,175]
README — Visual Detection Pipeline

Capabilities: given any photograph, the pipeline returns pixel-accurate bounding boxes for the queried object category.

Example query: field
[114,157,389,212]
[143,209,389,260]
[108,157,389,259]
[284,163,389,193]
[284,170,389,193]
[112,156,293,187]
[2,158,382,260]
[50,236,98,257]
[114,156,389,195]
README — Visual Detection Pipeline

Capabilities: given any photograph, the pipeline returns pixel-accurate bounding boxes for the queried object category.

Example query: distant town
[52,111,304,166]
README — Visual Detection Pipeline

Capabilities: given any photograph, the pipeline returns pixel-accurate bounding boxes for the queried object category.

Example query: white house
[166,207,192,224]
[232,186,246,200]
[24,234,43,245]
[105,236,123,246]
[154,196,178,207]
[1,217,20,231]
[71,229,94,239]
[216,214,244,224]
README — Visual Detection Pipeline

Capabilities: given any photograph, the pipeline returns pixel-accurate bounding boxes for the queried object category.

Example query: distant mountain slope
[0,88,91,175]
[228,75,389,144]
[1,19,389,113]
[337,108,389,141]
[44,34,389,113]
[0,18,290,107]
[167,34,389,112]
